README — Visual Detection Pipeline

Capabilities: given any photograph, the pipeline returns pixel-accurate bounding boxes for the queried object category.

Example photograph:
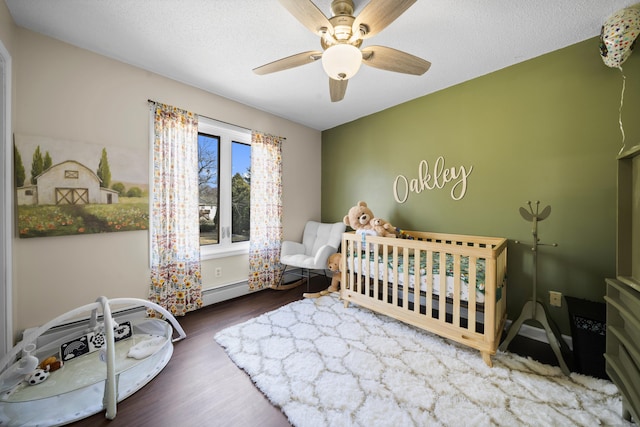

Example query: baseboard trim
[505,320,573,351]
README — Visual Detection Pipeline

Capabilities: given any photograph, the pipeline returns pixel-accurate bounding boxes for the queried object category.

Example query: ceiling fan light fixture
[321,44,362,80]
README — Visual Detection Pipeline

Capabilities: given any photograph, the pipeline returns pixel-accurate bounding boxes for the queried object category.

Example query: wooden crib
[340,230,508,367]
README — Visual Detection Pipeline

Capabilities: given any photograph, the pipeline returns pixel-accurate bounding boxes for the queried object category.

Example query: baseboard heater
[202,281,253,306]
[201,271,305,306]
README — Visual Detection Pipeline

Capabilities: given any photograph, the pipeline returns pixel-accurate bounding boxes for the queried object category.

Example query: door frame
[0,39,13,356]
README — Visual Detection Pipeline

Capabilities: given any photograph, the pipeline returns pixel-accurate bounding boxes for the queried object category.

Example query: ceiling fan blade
[278,0,333,35]
[361,46,430,75]
[253,51,322,75]
[329,78,348,102]
[353,0,416,39]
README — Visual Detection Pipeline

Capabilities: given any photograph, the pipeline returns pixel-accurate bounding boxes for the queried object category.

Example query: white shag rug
[214,295,630,427]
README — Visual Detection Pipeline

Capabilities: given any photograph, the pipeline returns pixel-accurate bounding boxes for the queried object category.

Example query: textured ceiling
[5,0,638,130]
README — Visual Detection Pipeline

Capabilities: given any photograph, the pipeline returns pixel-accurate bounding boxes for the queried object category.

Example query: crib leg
[481,351,493,367]
[343,300,350,308]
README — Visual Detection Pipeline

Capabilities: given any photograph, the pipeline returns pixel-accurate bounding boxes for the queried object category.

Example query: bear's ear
[357,201,367,207]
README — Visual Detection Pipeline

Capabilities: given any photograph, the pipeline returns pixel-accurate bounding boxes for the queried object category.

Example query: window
[198,117,251,259]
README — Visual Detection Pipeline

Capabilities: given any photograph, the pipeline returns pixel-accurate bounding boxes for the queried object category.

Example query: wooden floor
[68,279,563,427]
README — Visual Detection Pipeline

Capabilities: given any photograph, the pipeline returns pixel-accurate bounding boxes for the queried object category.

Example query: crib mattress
[347,251,489,304]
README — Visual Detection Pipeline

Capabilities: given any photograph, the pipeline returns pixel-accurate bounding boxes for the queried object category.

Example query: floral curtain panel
[149,103,203,315]
[248,131,284,290]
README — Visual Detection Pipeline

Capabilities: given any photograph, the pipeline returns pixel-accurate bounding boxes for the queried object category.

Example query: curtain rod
[147,98,286,139]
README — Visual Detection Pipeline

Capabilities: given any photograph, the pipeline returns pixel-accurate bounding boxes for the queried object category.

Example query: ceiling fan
[253,0,431,102]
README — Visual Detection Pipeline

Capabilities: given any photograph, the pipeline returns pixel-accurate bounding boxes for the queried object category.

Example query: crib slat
[351,238,357,293]
[346,240,350,291]
[392,245,399,307]
[356,239,363,294]
[344,240,348,291]
[438,252,446,322]
[468,256,477,331]
[453,253,461,327]
[402,247,410,309]
[426,250,433,318]
[413,248,421,313]
[377,244,386,301]
[367,243,375,298]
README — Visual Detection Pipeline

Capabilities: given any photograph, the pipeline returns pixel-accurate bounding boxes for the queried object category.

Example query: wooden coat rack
[499,201,571,375]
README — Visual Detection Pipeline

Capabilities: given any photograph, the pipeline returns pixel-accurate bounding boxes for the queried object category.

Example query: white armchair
[279,221,346,290]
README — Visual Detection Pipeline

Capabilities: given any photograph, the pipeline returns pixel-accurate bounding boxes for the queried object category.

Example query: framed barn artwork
[14,134,149,238]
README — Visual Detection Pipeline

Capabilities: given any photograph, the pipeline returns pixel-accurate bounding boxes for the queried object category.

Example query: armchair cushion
[280,221,346,270]
[281,241,305,257]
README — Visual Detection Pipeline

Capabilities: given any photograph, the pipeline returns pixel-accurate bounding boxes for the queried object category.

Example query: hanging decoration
[599,6,640,155]
[600,6,640,68]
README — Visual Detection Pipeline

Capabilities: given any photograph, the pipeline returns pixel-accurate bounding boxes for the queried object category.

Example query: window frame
[198,117,251,260]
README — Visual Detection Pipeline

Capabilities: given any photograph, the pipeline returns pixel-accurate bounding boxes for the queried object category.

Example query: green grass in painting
[18,198,149,238]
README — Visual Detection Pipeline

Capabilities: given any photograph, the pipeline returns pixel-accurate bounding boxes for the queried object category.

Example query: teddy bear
[344,202,400,254]
[302,252,343,298]
[344,201,397,238]
[38,355,63,373]
[343,201,375,233]
[326,252,342,292]
[370,217,398,238]
[343,200,379,251]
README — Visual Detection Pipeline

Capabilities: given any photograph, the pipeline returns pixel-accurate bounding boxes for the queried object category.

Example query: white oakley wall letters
[393,156,473,203]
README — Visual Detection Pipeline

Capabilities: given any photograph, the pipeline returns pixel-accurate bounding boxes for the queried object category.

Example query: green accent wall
[321,37,640,335]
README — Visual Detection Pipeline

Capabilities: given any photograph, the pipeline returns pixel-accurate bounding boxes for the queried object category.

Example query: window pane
[231,141,250,243]
[198,133,219,246]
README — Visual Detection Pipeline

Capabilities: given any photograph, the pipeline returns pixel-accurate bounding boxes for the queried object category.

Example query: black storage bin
[565,296,607,379]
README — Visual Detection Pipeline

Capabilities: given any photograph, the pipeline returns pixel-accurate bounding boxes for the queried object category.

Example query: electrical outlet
[215,267,222,277]
[549,291,562,307]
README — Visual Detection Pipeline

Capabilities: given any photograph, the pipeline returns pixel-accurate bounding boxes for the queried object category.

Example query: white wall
[11,27,322,338]
[0,1,14,50]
